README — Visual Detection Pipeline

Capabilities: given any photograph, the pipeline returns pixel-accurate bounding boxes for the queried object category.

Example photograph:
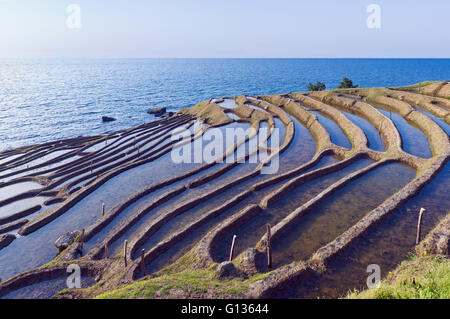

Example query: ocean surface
[1,58,449,151]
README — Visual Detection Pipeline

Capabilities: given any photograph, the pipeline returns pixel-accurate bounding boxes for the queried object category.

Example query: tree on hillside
[337,77,359,89]
[307,81,326,91]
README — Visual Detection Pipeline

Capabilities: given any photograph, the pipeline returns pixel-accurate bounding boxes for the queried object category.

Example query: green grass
[94,269,267,299]
[347,255,450,299]
[93,251,270,299]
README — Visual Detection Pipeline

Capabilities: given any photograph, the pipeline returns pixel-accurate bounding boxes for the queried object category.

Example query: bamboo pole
[266,224,272,270]
[79,228,85,252]
[416,208,426,245]
[124,240,128,267]
[378,122,383,144]
[105,242,109,259]
[140,249,146,276]
[229,235,237,262]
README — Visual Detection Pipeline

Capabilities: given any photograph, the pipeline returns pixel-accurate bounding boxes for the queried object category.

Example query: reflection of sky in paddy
[0,196,49,219]
[377,108,433,158]
[0,181,42,202]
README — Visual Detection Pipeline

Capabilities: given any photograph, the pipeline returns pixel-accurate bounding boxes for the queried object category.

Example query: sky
[0,0,449,58]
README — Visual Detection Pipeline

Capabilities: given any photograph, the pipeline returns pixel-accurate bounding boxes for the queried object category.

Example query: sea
[1,58,449,151]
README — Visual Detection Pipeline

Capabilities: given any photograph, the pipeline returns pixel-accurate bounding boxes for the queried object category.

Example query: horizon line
[1,57,450,60]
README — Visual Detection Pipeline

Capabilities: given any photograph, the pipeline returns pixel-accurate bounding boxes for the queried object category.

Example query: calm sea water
[1,58,449,151]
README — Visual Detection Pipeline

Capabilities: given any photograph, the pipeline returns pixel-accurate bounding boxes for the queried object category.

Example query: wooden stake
[79,228,85,252]
[123,240,128,267]
[140,249,146,276]
[378,122,383,144]
[105,242,109,259]
[229,235,237,262]
[266,224,272,270]
[416,208,426,245]
[102,203,105,216]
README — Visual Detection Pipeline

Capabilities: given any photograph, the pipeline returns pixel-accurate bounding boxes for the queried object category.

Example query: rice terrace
[0,81,449,299]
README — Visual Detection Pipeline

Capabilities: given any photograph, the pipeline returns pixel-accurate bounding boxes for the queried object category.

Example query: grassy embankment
[91,253,269,299]
[347,254,449,299]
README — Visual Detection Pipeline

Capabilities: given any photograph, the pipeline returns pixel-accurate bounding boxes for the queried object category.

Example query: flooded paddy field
[0,82,449,299]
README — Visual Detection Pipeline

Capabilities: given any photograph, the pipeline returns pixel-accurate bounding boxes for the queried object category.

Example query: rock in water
[55,230,81,251]
[102,116,116,122]
[161,111,174,118]
[147,107,166,116]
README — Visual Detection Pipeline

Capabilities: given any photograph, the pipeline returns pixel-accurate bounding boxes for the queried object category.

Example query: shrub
[337,77,359,89]
[307,81,326,91]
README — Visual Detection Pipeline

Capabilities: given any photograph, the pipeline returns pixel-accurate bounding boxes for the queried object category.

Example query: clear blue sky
[0,0,449,58]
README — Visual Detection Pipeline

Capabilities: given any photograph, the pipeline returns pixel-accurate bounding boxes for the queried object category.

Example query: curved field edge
[91,211,450,300]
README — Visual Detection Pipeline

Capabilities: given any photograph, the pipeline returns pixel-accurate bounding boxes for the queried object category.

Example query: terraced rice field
[0,81,449,299]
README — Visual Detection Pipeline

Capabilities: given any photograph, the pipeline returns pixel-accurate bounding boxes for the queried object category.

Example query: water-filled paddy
[339,109,385,151]
[274,161,449,299]
[211,157,369,262]
[0,181,42,202]
[310,111,352,149]
[377,108,433,158]
[217,99,238,109]
[0,196,49,219]
[0,81,448,299]
[270,162,416,268]
[2,275,96,299]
